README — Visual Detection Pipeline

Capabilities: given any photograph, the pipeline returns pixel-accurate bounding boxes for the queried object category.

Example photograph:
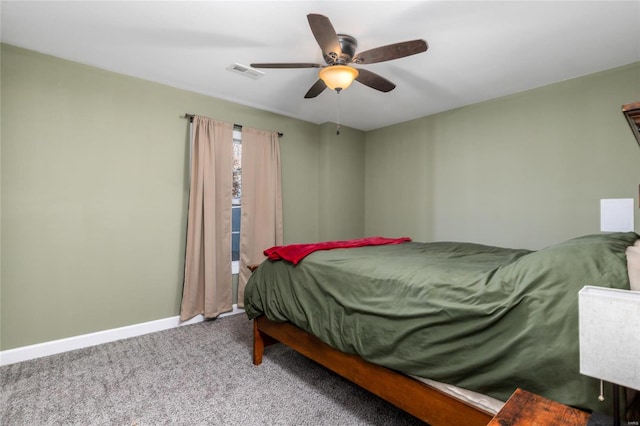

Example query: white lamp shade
[319,65,359,91]
[578,286,640,391]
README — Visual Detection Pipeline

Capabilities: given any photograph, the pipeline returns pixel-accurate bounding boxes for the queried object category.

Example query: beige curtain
[180,116,234,321]
[237,128,283,307]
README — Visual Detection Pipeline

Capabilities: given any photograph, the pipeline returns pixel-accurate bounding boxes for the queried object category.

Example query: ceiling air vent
[226,63,265,79]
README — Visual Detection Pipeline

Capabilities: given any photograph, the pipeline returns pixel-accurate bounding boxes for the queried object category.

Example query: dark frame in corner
[622,102,640,148]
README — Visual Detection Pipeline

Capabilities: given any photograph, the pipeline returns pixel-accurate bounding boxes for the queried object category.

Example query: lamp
[319,65,359,92]
[578,286,640,426]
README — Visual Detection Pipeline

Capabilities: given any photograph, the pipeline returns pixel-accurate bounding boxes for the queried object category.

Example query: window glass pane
[232,233,240,262]
[232,206,241,232]
[232,137,242,200]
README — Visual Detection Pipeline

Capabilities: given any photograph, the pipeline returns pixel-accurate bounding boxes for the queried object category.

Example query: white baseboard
[0,304,245,366]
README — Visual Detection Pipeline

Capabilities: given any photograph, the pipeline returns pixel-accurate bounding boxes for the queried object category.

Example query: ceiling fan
[251,14,428,99]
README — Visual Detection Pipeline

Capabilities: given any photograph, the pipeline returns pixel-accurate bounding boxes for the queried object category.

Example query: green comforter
[244,232,638,412]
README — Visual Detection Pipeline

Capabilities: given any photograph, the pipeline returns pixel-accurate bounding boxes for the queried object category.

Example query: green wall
[318,122,365,240]
[0,44,364,350]
[365,63,640,249]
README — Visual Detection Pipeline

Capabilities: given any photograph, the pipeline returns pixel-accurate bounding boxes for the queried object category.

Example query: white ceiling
[2,1,639,131]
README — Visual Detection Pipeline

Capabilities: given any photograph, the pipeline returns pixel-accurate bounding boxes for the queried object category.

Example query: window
[231,128,242,274]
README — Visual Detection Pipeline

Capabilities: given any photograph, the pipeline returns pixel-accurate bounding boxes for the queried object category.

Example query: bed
[244,232,639,425]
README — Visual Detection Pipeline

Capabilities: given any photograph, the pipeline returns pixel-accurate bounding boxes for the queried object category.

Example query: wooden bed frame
[252,315,494,426]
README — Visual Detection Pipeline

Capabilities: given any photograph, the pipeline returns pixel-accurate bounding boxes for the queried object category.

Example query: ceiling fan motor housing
[325,34,358,65]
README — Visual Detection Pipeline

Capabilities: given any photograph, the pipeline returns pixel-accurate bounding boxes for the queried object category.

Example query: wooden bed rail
[252,315,493,426]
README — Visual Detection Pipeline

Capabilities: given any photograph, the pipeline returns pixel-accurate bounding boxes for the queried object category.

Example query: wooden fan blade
[355,39,428,64]
[307,14,341,61]
[304,79,327,98]
[250,63,323,69]
[355,68,396,92]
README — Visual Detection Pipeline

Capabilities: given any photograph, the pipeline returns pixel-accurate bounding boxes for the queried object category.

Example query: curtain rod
[183,113,283,137]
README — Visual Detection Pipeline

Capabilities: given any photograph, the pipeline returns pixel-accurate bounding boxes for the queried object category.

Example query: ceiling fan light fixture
[319,65,359,92]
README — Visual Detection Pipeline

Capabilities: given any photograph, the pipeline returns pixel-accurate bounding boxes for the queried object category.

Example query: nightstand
[487,388,591,426]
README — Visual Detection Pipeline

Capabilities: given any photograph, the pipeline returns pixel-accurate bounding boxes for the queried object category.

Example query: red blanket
[264,236,412,265]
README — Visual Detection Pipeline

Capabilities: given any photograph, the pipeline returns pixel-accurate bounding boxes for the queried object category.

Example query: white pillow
[626,240,640,291]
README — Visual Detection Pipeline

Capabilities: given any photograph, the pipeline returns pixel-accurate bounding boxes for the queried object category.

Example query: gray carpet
[1,314,425,425]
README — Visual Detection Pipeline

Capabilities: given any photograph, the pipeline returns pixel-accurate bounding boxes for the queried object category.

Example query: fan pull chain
[336,90,341,135]
[598,380,605,401]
